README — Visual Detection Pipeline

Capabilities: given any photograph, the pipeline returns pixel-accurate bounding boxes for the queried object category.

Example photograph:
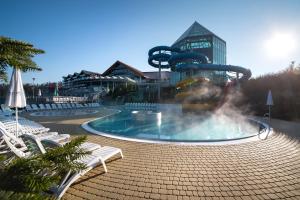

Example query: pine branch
[0,136,91,198]
[0,36,44,81]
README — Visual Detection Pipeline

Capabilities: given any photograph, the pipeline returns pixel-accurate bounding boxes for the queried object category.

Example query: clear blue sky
[1,0,300,83]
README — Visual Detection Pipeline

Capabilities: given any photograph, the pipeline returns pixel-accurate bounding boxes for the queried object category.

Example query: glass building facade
[171,21,227,85]
[212,37,226,64]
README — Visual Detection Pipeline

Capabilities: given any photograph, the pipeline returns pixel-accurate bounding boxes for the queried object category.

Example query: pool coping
[81,109,273,146]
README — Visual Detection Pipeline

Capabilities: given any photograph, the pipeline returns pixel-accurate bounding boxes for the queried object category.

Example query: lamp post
[158,50,161,102]
[32,77,36,100]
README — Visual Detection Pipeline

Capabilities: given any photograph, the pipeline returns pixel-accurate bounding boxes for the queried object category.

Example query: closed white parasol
[5,68,27,136]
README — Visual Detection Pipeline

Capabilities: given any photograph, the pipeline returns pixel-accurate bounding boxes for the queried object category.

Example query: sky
[1,0,300,83]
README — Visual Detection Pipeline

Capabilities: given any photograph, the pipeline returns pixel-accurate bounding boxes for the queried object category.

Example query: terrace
[23,108,300,200]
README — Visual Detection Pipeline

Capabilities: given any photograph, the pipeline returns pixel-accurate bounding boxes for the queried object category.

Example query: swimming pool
[84,109,269,143]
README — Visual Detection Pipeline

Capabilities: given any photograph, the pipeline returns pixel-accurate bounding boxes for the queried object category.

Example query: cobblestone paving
[61,133,299,200]
[25,112,300,200]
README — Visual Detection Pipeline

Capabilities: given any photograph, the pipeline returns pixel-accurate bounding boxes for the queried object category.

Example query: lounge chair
[0,104,13,116]
[39,104,46,110]
[20,133,123,199]
[26,105,33,112]
[81,104,86,108]
[22,133,101,154]
[70,103,77,109]
[76,104,83,108]
[56,104,63,110]
[45,104,52,110]
[0,128,123,199]
[0,121,70,144]
[31,104,39,111]
[51,104,58,110]
[0,119,95,153]
[66,103,72,109]
[60,104,67,109]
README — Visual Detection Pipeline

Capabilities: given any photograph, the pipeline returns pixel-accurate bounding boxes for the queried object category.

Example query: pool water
[88,110,260,142]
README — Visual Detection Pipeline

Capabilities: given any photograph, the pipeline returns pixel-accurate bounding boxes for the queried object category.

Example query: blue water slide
[148,46,251,82]
[168,52,251,82]
[174,63,252,82]
[168,52,209,65]
[148,46,181,68]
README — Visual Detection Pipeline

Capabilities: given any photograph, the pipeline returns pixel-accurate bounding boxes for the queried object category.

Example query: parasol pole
[15,107,18,137]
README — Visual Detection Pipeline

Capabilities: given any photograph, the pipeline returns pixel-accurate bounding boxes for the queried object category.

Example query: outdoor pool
[83,109,269,143]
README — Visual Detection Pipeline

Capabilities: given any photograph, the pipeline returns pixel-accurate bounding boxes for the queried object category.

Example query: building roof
[63,70,101,79]
[80,70,101,76]
[172,21,225,45]
[143,71,171,80]
[102,60,146,78]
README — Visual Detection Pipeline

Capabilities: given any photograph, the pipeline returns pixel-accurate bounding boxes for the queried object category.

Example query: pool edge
[81,111,273,146]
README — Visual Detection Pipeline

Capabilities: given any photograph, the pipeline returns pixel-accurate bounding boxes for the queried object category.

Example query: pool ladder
[258,124,271,140]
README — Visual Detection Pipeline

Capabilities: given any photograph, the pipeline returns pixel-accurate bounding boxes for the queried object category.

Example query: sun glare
[264,32,297,59]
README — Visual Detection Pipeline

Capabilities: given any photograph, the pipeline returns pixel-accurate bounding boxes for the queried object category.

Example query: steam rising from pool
[173,86,255,140]
[175,83,256,140]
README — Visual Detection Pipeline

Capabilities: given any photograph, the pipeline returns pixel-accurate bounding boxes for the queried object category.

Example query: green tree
[0,136,90,199]
[0,36,44,82]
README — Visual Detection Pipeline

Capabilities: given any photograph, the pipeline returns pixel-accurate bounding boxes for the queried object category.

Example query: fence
[51,96,88,103]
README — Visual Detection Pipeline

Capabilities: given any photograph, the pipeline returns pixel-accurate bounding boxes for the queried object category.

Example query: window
[190,41,211,49]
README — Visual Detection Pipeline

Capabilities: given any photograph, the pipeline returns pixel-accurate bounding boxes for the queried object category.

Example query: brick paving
[24,109,300,200]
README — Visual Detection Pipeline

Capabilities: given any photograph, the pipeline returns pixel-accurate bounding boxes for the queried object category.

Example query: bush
[241,66,300,120]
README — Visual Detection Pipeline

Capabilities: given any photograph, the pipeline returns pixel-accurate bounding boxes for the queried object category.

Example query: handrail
[249,118,271,140]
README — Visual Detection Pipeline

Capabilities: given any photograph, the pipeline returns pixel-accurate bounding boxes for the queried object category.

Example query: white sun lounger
[60,104,67,109]
[45,104,52,110]
[66,103,72,109]
[64,103,70,109]
[80,103,87,108]
[26,105,33,112]
[56,104,63,109]
[76,104,83,108]
[31,104,39,111]
[39,104,46,110]
[0,117,64,139]
[0,121,69,144]
[22,133,101,153]
[20,134,123,198]
[0,104,13,116]
[51,104,58,110]
[0,129,123,199]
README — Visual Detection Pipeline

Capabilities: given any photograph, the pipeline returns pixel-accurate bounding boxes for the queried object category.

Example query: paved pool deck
[24,108,300,200]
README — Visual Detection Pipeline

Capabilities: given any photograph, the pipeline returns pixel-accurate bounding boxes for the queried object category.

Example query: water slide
[148,46,252,111]
[148,46,251,82]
